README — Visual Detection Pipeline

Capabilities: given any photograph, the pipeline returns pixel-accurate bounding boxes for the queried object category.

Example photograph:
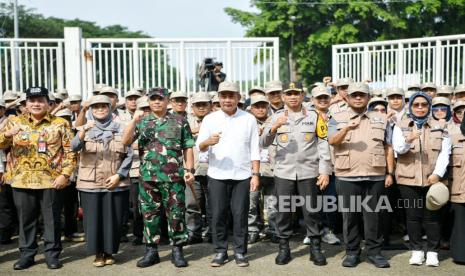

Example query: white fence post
[332,46,337,81]
[435,39,442,85]
[179,41,186,94]
[273,38,280,80]
[64,27,83,95]
[132,42,140,89]
[362,45,370,82]
[397,42,404,88]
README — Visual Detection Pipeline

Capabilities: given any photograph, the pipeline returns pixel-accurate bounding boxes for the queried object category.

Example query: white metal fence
[0,38,65,92]
[0,28,279,98]
[332,34,465,89]
[82,38,279,97]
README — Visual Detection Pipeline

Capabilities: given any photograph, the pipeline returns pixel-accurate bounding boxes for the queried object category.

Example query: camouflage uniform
[136,112,195,245]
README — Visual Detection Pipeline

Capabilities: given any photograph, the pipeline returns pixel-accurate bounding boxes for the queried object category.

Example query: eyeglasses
[412,102,429,108]
[432,107,448,112]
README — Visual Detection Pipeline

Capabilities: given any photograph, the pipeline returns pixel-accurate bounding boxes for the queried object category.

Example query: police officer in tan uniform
[328,82,394,268]
[262,82,332,266]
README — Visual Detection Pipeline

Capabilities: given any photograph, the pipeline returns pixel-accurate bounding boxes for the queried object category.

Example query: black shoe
[132,236,143,246]
[171,246,188,267]
[309,238,327,266]
[210,253,228,267]
[248,232,259,244]
[275,239,291,265]
[13,258,35,270]
[137,245,160,268]
[234,253,249,267]
[120,235,129,243]
[270,234,280,244]
[187,235,203,245]
[342,254,360,268]
[367,254,390,268]
[46,258,63,269]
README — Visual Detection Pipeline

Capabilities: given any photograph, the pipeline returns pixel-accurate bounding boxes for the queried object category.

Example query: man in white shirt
[197,81,260,268]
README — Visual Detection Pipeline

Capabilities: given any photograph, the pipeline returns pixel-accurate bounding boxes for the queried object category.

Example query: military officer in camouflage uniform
[122,87,195,268]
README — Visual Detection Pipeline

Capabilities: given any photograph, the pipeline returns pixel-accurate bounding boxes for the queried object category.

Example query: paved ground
[0,235,462,276]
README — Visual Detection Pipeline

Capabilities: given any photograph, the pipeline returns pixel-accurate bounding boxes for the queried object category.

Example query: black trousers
[0,184,17,241]
[186,175,211,238]
[130,178,144,238]
[336,179,385,256]
[451,202,465,263]
[61,182,78,236]
[275,177,320,239]
[12,188,63,261]
[398,185,441,252]
[209,177,250,254]
[80,190,129,255]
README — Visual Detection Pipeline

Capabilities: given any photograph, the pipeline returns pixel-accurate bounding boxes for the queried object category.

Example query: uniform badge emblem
[280,134,289,142]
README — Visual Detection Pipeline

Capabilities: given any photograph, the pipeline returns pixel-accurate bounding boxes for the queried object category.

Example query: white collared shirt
[196,108,260,180]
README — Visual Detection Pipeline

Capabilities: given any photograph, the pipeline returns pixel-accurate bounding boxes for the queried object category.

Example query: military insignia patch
[280,134,289,142]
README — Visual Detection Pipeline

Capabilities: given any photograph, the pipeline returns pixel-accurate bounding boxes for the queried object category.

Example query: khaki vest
[395,118,445,186]
[449,132,465,203]
[76,134,130,189]
[332,110,387,177]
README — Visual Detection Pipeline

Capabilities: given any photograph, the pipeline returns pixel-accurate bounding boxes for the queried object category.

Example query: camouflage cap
[148,87,169,99]
[386,87,405,97]
[69,94,82,102]
[99,86,118,96]
[432,96,451,106]
[311,86,331,98]
[437,85,454,95]
[250,94,269,105]
[348,82,370,95]
[89,95,112,106]
[191,92,211,104]
[218,81,240,93]
[3,90,18,101]
[283,82,303,93]
[336,77,354,87]
[170,91,188,99]
[55,108,73,118]
[453,100,465,110]
[264,80,283,93]
[455,84,465,94]
[420,82,437,90]
[248,87,265,95]
[137,96,149,109]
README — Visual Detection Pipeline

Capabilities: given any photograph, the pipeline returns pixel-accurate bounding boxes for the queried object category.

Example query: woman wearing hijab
[392,92,451,267]
[71,95,133,267]
[368,97,388,114]
[449,104,465,265]
[431,97,452,123]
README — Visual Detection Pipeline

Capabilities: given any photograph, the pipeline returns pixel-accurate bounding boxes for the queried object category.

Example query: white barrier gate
[0,27,279,98]
[332,34,465,89]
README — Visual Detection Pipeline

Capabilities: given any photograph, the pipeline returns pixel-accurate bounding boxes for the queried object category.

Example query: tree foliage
[225,0,465,85]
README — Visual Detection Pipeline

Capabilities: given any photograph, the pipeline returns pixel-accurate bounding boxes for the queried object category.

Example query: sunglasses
[412,102,429,108]
[432,107,448,112]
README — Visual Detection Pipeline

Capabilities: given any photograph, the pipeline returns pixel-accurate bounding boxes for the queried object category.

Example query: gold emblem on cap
[289,83,295,89]
[280,134,289,142]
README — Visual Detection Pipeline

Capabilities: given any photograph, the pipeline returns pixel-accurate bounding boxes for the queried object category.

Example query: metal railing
[332,34,465,89]
[0,38,65,92]
[82,38,280,97]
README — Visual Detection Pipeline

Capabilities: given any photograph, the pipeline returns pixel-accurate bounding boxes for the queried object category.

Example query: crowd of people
[0,77,464,271]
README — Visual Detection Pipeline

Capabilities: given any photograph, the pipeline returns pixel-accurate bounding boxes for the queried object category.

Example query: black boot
[171,246,188,267]
[310,237,327,266]
[137,244,160,268]
[275,239,291,265]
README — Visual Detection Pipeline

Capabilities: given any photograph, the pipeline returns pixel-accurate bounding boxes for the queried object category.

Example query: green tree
[226,0,465,85]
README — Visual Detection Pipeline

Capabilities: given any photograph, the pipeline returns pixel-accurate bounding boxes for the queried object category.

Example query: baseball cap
[348,83,370,95]
[250,95,269,105]
[3,90,18,101]
[0,99,5,108]
[311,86,331,98]
[99,86,118,96]
[148,87,169,99]
[218,81,239,93]
[432,96,451,106]
[69,95,82,102]
[26,87,50,100]
[426,182,449,211]
[93,83,107,93]
[136,96,149,109]
[191,92,211,104]
[408,84,421,90]
[437,85,454,95]
[264,80,283,93]
[125,89,142,98]
[454,84,465,94]
[283,82,303,93]
[453,100,465,110]
[420,82,437,90]
[170,91,188,99]
[336,77,354,87]
[211,94,219,103]
[55,108,73,118]
[386,87,405,97]
[248,87,265,95]
[89,95,112,106]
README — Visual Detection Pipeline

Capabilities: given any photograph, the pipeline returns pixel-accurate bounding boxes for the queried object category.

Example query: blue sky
[22,0,256,37]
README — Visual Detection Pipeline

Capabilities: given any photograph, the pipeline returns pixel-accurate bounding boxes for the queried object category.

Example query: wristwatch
[184,168,195,174]
[252,172,261,177]
[386,172,395,177]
